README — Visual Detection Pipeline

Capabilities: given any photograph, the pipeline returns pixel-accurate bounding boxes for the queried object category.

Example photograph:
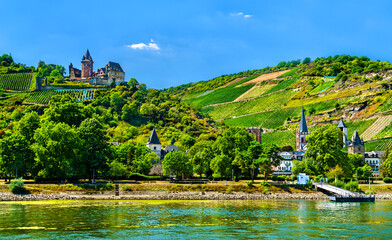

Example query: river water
[0,200,391,239]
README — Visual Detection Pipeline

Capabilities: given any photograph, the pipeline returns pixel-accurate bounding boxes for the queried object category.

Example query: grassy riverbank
[1,180,392,196]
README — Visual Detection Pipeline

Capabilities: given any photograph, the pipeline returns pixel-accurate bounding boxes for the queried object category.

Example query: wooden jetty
[316,183,375,202]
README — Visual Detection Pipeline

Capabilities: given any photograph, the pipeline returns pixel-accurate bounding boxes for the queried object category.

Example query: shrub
[247,181,254,187]
[332,179,345,188]
[277,175,286,181]
[272,175,278,181]
[225,186,233,194]
[345,180,359,191]
[105,182,114,190]
[314,175,324,182]
[9,178,27,194]
[383,177,392,183]
[260,181,270,187]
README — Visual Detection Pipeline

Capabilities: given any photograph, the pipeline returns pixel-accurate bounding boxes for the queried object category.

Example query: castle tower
[246,127,263,144]
[146,128,162,158]
[348,130,365,156]
[296,108,310,152]
[81,49,94,78]
[338,119,348,147]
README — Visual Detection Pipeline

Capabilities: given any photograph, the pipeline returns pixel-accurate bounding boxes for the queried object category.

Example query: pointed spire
[147,128,161,145]
[351,130,362,145]
[82,49,93,62]
[338,119,347,128]
[299,107,308,133]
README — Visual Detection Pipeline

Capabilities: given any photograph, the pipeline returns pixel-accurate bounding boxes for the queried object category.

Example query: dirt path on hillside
[241,70,289,85]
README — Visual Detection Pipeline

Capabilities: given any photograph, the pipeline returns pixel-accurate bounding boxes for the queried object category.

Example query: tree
[121,102,138,121]
[44,94,88,127]
[189,140,214,178]
[15,112,40,143]
[327,165,345,180]
[110,92,125,112]
[232,141,263,182]
[0,133,34,180]
[32,121,81,179]
[210,127,254,179]
[109,160,128,179]
[162,151,191,179]
[258,144,282,180]
[357,164,373,179]
[381,147,392,177]
[281,145,294,152]
[303,57,311,64]
[305,125,345,176]
[78,118,109,181]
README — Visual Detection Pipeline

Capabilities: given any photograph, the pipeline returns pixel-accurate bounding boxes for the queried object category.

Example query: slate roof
[351,130,362,145]
[338,119,347,128]
[165,145,180,152]
[299,108,308,132]
[82,49,93,62]
[147,128,161,145]
[106,61,124,72]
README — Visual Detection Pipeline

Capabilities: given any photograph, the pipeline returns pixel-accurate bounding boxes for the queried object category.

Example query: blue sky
[1,0,392,89]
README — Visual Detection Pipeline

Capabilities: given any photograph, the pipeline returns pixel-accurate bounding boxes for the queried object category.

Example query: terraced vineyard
[24,88,95,105]
[360,115,392,141]
[0,73,33,91]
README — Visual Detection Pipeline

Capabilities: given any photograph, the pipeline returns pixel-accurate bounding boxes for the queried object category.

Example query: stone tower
[348,131,365,156]
[246,127,263,144]
[81,49,93,78]
[146,128,162,158]
[338,119,348,147]
[296,108,310,152]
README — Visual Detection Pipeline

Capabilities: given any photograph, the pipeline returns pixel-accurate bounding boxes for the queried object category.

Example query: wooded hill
[168,55,392,151]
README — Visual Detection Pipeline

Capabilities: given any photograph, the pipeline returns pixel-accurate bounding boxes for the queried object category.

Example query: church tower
[146,128,162,158]
[348,131,365,156]
[81,49,93,78]
[338,119,348,147]
[296,108,310,152]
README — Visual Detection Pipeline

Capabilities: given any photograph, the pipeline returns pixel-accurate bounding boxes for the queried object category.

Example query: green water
[0,200,391,239]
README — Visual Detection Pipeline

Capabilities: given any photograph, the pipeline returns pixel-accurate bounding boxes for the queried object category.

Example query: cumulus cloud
[230,12,252,18]
[127,39,160,50]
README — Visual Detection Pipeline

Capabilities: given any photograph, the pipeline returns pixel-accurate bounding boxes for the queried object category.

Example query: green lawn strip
[278,67,299,77]
[310,81,334,94]
[264,76,298,94]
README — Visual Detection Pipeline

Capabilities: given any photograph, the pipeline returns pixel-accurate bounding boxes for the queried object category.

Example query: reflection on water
[0,200,391,239]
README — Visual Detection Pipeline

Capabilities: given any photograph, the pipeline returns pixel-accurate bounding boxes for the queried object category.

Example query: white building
[146,128,161,158]
[275,151,305,172]
[364,151,385,175]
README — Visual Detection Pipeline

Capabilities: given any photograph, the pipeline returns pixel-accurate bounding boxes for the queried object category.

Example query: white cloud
[230,12,252,18]
[230,12,244,16]
[127,39,160,51]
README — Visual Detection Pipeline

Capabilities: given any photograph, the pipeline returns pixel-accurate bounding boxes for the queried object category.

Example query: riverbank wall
[1,191,392,201]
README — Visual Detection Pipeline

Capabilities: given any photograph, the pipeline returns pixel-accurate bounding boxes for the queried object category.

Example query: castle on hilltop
[69,50,125,86]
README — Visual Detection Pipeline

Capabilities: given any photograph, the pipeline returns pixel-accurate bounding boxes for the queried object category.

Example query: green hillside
[174,55,392,150]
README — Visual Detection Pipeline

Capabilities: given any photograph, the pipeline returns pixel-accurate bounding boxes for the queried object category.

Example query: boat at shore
[329,195,375,202]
